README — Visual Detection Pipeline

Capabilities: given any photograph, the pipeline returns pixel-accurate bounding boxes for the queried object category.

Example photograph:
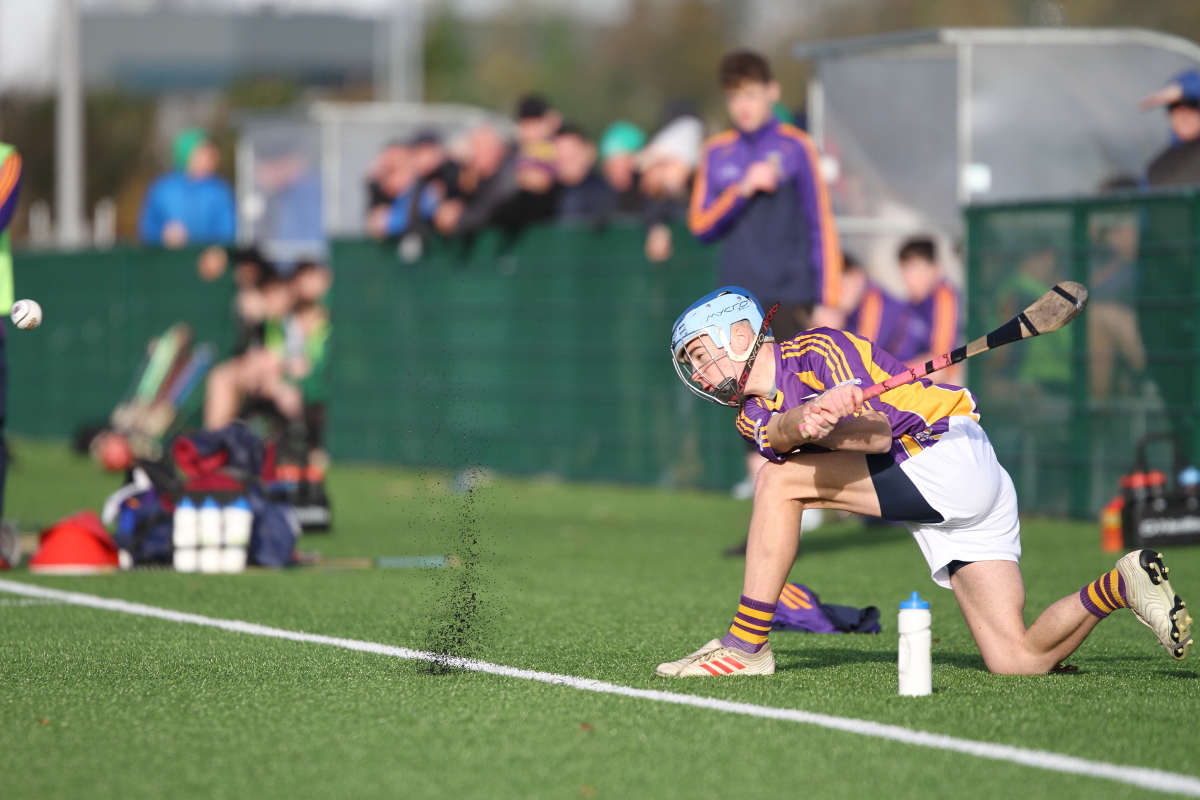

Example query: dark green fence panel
[966,189,1200,517]
[8,227,743,492]
[328,223,743,490]
[8,246,235,439]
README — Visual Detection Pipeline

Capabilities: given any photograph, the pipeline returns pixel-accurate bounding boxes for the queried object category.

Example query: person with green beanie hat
[599,121,646,215]
[138,128,236,247]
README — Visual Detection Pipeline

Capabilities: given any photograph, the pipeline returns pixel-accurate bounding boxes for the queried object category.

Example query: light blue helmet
[671,287,769,406]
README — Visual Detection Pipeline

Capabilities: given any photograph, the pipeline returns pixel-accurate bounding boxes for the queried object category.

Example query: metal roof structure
[790,27,1200,289]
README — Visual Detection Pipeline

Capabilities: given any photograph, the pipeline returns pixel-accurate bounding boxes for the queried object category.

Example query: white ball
[10,299,42,330]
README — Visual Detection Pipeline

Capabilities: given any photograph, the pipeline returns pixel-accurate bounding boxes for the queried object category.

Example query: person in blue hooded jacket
[139,128,236,248]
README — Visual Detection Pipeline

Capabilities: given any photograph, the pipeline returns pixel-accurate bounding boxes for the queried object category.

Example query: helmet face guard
[672,334,742,405]
[670,288,778,407]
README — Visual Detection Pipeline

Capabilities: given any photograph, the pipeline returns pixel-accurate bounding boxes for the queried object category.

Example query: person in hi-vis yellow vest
[0,142,24,521]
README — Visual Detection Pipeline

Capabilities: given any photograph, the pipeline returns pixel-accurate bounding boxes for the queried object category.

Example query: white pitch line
[1,579,1197,798]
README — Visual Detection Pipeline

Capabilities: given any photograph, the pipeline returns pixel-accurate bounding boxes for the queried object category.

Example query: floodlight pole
[56,0,85,248]
[390,0,424,102]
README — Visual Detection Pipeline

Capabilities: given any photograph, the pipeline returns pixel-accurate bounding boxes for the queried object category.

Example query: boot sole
[1125,550,1193,661]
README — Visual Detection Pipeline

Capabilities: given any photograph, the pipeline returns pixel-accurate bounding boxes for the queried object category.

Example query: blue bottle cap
[229,497,250,511]
[177,497,195,509]
[201,496,220,509]
[899,591,930,610]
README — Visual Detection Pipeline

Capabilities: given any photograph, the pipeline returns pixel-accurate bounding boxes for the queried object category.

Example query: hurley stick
[862,281,1088,402]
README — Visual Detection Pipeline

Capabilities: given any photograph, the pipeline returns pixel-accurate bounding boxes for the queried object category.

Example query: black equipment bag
[1122,432,1200,548]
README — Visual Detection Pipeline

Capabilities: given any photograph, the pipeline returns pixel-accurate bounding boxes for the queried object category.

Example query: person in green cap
[138,127,236,248]
[0,140,22,524]
[599,120,646,215]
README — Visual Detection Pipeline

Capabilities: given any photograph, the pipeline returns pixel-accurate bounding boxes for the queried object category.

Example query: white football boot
[655,639,775,677]
[1115,549,1193,661]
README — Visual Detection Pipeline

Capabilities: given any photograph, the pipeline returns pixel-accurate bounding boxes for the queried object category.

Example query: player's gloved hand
[798,382,864,441]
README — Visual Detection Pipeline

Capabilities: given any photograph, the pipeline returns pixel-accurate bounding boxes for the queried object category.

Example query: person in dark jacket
[1142,70,1200,188]
[434,124,519,236]
[688,51,842,341]
[554,123,615,221]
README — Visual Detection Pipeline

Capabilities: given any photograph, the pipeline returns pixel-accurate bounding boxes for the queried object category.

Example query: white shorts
[899,416,1021,589]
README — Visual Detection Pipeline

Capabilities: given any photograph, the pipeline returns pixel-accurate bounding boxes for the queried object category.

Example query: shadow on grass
[774,644,999,674]
[1156,669,1198,679]
[799,523,910,556]
[776,645,895,669]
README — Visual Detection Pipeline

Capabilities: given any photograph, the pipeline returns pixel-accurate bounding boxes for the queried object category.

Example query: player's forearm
[813,411,893,453]
[767,407,891,454]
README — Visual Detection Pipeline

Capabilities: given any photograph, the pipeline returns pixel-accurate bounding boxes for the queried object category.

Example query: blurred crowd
[362,94,708,264]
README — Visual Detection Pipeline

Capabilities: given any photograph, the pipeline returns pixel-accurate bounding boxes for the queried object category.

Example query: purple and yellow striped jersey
[736,327,978,466]
[846,282,922,362]
[0,148,22,232]
[688,121,841,307]
[904,281,960,363]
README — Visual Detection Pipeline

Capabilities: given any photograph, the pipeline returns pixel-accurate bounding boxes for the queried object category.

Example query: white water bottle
[221,497,252,573]
[172,497,198,572]
[898,592,932,696]
[222,497,253,548]
[173,497,198,549]
[198,497,222,547]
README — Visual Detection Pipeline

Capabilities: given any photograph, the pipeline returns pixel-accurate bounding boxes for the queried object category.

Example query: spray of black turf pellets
[417,354,504,673]
[421,469,494,672]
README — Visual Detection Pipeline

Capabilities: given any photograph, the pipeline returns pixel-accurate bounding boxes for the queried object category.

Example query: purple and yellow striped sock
[720,595,777,653]
[1079,568,1127,618]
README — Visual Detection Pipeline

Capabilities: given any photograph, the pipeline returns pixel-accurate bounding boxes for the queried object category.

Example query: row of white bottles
[172,497,253,573]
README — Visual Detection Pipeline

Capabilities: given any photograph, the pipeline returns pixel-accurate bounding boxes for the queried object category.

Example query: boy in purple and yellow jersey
[897,237,960,383]
[689,51,842,342]
[658,287,1192,677]
[841,254,917,361]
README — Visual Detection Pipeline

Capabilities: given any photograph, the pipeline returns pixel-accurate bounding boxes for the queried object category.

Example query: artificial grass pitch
[1,439,1198,799]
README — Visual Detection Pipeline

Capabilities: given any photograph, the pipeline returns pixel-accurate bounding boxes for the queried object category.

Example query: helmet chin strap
[712,302,780,407]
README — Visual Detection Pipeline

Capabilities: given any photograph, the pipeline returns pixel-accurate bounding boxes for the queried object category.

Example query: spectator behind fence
[514,94,560,196]
[515,95,561,159]
[382,131,446,240]
[638,116,703,262]
[897,237,961,383]
[367,141,414,239]
[688,51,842,341]
[1088,212,1146,399]
[599,121,646,215]
[139,128,235,248]
[254,139,322,247]
[434,123,519,236]
[555,123,615,221]
[1141,70,1200,187]
[840,253,916,360]
[993,243,1071,390]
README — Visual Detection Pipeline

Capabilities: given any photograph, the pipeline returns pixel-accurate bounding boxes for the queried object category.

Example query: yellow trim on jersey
[781,337,854,388]
[841,331,980,424]
[794,371,826,393]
